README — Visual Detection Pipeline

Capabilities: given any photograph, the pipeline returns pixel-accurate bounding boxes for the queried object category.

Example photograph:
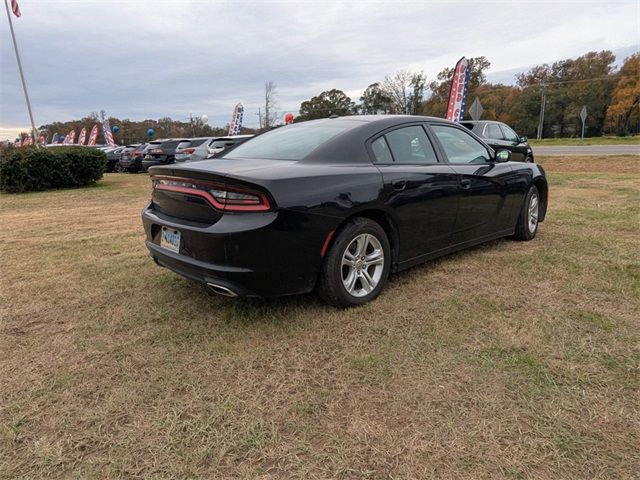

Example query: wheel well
[533,178,548,222]
[332,209,400,267]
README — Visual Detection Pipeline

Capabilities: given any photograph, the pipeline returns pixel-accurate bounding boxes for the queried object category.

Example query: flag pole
[4,0,39,147]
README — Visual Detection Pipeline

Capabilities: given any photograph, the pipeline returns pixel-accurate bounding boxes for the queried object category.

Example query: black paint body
[142,116,548,297]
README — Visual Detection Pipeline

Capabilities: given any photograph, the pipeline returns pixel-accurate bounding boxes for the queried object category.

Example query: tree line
[31,50,637,143]
[297,50,639,137]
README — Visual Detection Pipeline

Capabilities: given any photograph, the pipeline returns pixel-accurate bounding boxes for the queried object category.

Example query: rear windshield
[188,139,207,148]
[223,124,348,161]
[161,140,181,149]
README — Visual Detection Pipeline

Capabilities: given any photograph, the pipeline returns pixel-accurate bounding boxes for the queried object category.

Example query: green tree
[358,83,393,114]
[298,89,355,121]
[516,50,617,137]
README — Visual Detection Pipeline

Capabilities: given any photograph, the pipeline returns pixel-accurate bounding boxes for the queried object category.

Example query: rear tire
[317,218,391,308]
[513,185,540,241]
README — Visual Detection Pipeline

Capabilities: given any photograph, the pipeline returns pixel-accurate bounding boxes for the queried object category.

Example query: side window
[371,136,393,163]
[501,125,519,142]
[486,124,504,140]
[384,125,438,164]
[431,124,491,164]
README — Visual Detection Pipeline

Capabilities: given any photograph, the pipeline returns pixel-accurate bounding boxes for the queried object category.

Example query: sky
[1,0,638,139]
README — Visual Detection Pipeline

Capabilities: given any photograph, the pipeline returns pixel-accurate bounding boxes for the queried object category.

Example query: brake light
[151,176,272,212]
[182,148,195,154]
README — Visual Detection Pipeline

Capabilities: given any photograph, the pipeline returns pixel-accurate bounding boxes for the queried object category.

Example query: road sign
[469,97,483,120]
[580,105,587,123]
[580,105,587,140]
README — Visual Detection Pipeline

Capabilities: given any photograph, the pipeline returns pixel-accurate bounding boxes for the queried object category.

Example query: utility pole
[536,87,546,140]
[257,108,263,130]
[4,0,39,147]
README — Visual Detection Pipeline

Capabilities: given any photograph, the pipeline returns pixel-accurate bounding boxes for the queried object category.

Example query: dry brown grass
[1,157,639,479]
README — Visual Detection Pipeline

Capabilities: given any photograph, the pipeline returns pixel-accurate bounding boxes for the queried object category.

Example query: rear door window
[485,124,504,139]
[373,125,438,164]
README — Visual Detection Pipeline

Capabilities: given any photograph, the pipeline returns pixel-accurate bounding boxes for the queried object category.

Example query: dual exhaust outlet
[206,282,238,297]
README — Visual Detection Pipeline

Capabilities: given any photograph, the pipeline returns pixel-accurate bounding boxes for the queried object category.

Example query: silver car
[175,135,254,162]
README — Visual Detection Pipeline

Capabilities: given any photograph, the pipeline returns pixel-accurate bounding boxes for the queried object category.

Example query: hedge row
[0,146,106,193]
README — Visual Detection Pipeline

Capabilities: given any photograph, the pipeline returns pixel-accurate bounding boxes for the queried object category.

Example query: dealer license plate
[160,227,181,253]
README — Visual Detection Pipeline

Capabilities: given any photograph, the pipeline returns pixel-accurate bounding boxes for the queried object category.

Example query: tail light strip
[152,175,272,212]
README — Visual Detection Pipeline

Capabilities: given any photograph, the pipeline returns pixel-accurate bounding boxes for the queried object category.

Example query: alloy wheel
[341,233,385,297]
[528,193,539,233]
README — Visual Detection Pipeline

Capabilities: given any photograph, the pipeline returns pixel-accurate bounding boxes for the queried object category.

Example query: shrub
[0,146,106,193]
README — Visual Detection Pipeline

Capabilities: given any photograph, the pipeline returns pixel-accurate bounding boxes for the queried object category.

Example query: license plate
[160,227,181,253]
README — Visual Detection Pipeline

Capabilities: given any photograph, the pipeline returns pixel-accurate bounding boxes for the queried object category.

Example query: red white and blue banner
[228,103,244,136]
[87,125,99,145]
[102,117,115,146]
[77,127,87,145]
[50,133,58,144]
[23,135,32,146]
[446,57,470,122]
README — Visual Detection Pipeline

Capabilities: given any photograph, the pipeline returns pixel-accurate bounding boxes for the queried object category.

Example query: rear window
[162,140,181,149]
[223,124,348,161]
[189,139,207,148]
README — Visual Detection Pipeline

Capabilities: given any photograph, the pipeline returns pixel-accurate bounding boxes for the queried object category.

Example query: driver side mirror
[519,136,528,143]
[495,150,511,162]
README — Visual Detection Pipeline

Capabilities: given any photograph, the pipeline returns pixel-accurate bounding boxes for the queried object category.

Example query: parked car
[174,137,211,163]
[460,120,534,162]
[105,146,127,172]
[119,143,148,172]
[174,135,254,163]
[142,139,190,171]
[142,115,548,307]
[107,143,140,172]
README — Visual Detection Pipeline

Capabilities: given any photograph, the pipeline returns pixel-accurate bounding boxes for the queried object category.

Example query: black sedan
[460,120,534,162]
[142,115,548,307]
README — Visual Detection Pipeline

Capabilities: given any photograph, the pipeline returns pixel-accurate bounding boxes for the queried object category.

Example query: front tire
[317,218,391,308]
[513,185,540,241]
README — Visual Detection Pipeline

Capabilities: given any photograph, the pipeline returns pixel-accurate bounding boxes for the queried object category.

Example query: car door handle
[392,180,407,191]
[460,179,472,190]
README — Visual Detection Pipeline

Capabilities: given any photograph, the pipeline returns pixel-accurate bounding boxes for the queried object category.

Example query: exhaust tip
[206,282,238,297]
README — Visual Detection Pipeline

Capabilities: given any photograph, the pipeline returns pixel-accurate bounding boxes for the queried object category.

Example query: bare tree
[382,70,426,114]
[261,81,278,129]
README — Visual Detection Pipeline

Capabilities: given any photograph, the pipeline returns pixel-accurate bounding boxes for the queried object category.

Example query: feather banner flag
[23,135,33,146]
[64,129,77,144]
[50,133,58,144]
[77,127,87,145]
[87,125,99,145]
[228,103,244,136]
[445,57,471,122]
[102,117,115,146]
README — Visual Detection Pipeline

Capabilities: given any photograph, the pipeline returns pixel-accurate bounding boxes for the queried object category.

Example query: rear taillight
[181,148,195,154]
[133,151,142,157]
[151,176,272,212]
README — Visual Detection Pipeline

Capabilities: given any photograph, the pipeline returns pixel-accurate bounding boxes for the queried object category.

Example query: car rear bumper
[141,203,334,297]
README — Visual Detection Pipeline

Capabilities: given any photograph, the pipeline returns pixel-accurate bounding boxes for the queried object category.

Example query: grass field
[1,156,639,479]
[528,136,639,146]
